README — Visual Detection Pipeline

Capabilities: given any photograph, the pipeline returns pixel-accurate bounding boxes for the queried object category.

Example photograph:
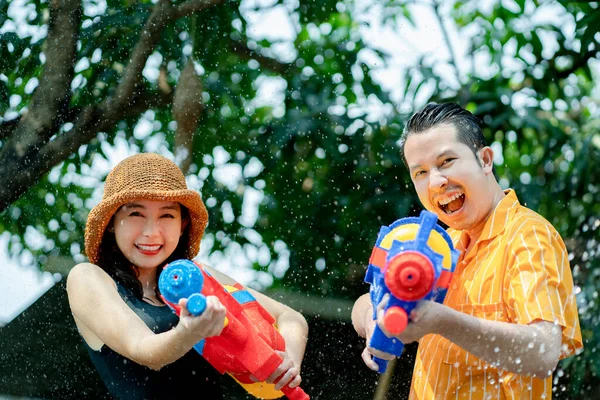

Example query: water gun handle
[187,293,248,345]
[368,324,405,374]
[282,385,310,400]
[372,357,389,373]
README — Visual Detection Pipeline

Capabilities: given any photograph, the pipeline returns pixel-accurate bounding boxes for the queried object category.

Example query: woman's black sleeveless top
[82,282,223,399]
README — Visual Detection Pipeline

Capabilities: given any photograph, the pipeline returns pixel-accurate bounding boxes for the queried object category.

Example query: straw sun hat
[84,153,208,265]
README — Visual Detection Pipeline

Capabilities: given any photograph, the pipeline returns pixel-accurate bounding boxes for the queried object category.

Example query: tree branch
[175,0,225,18]
[0,118,20,141]
[0,0,223,212]
[231,41,294,74]
[507,49,598,93]
[13,0,81,152]
[112,90,175,122]
[0,89,173,211]
[0,0,81,212]
[553,49,598,80]
[107,0,225,115]
[40,89,174,167]
[432,0,461,87]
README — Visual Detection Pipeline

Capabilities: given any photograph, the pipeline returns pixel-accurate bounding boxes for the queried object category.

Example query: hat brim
[84,189,208,265]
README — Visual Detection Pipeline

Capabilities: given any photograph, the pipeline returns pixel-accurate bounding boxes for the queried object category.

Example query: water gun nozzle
[385,251,435,301]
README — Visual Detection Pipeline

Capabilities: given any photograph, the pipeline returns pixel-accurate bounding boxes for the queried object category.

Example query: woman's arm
[248,288,309,366]
[66,262,225,370]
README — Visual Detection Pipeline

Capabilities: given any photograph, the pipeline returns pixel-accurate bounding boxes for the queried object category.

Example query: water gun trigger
[187,293,207,315]
[383,306,408,335]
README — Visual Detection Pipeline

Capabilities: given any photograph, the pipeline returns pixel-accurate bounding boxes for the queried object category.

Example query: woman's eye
[161,214,176,219]
[442,158,456,166]
[129,211,142,217]
[414,170,425,177]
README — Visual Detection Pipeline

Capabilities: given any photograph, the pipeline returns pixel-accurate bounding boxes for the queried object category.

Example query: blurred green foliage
[1,0,599,397]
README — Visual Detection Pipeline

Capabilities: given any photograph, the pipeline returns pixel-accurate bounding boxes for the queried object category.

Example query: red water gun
[158,259,309,400]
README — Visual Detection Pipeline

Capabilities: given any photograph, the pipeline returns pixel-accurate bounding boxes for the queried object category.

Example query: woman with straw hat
[66,153,308,399]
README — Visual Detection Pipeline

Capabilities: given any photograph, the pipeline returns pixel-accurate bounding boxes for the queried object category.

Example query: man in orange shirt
[352,102,582,399]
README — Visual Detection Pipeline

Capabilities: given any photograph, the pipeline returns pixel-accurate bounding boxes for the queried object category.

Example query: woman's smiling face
[112,200,185,270]
[404,123,496,233]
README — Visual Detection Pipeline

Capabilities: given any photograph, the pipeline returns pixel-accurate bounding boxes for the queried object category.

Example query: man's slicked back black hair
[399,102,488,167]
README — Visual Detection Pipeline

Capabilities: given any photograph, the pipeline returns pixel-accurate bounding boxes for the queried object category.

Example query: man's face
[404,123,494,232]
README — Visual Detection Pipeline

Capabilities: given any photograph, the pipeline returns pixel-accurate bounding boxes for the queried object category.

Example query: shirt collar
[481,188,520,241]
[454,188,520,254]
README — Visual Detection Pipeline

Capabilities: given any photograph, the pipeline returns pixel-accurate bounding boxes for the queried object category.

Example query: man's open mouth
[438,193,465,214]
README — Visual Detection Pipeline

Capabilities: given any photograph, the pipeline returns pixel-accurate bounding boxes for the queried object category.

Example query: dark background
[0,281,418,400]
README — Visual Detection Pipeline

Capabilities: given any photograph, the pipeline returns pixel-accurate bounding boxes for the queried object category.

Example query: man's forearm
[437,307,561,377]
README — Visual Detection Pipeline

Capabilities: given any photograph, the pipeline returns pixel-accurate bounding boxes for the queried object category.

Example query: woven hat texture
[84,153,208,264]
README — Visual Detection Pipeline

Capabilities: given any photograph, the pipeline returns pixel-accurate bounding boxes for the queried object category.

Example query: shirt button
[452,284,458,290]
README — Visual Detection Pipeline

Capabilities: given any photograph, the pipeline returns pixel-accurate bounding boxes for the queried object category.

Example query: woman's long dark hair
[96,206,192,303]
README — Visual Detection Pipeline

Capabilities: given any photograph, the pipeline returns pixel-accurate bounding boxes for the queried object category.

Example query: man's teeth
[439,193,463,206]
[136,244,161,251]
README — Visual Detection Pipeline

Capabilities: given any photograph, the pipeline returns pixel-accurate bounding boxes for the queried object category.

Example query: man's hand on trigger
[375,294,447,343]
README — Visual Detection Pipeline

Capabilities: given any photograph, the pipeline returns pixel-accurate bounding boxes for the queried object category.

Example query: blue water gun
[365,210,459,373]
